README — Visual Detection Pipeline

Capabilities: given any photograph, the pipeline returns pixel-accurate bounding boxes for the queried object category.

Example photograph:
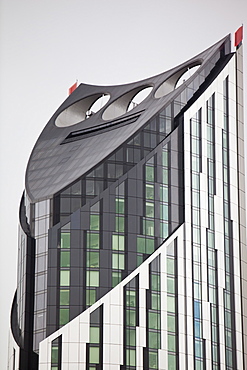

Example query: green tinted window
[86,289,96,306]
[60,270,70,286]
[137,237,145,253]
[51,347,58,363]
[112,254,118,269]
[161,186,168,202]
[161,222,168,238]
[167,258,175,275]
[89,347,99,364]
[112,271,121,287]
[90,327,100,344]
[161,204,168,220]
[149,332,160,349]
[146,184,154,199]
[60,251,70,267]
[151,293,160,310]
[146,238,154,254]
[168,334,176,352]
[149,351,158,369]
[126,291,136,307]
[60,289,69,305]
[126,310,136,326]
[90,215,100,230]
[167,314,176,332]
[87,232,100,249]
[116,198,125,214]
[87,271,99,287]
[146,202,155,218]
[112,253,125,270]
[151,274,160,291]
[112,234,125,251]
[61,232,70,248]
[144,219,154,236]
[167,296,175,312]
[162,150,168,166]
[163,169,168,184]
[126,349,136,366]
[87,252,99,268]
[146,166,154,182]
[167,277,175,293]
[149,312,160,329]
[115,216,125,232]
[126,329,136,346]
[168,354,176,370]
[137,255,143,267]
[59,308,69,326]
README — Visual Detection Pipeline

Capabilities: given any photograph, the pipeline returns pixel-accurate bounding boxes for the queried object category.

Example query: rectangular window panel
[60,270,70,286]
[87,232,100,249]
[151,293,160,310]
[167,258,175,275]
[126,349,136,367]
[167,296,175,313]
[167,314,176,332]
[168,334,176,352]
[116,198,125,214]
[90,327,100,344]
[151,274,160,291]
[126,310,136,326]
[146,238,154,254]
[112,234,125,251]
[60,251,70,267]
[146,202,155,218]
[90,215,100,230]
[86,289,96,306]
[60,290,69,305]
[112,271,121,287]
[87,271,99,287]
[126,329,136,346]
[126,291,136,307]
[59,308,69,326]
[89,347,99,364]
[144,219,154,236]
[87,252,99,268]
[115,216,125,232]
[149,312,160,329]
[149,351,158,369]
[146,184,154,199]
[168,354,176,370]
[149,332,160,349]
[146,166,154,182]
[61,233,70,248]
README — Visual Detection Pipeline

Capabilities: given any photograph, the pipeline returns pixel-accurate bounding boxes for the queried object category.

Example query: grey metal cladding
[25,35,230,202]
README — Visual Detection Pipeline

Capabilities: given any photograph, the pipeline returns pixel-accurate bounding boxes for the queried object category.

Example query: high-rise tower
[8,31,246,370]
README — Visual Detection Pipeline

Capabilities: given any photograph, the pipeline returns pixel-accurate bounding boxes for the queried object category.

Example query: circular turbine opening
[55,93,110,127]
[155,62,201,99]
[175,65,200,88]
[127,86,153,112]
[102,85,153,121]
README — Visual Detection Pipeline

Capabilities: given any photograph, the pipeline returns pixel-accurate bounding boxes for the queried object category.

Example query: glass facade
[222,77,236,369]
[86,305,103,370]
[9,34,247,370]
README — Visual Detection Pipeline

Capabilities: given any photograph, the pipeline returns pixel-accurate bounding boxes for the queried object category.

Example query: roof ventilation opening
[86,94,110,119]
[175,65,200,88]
[102,85,153,121]
[127,86,153,112]
[154,62,201,99]
[55,93,110,128]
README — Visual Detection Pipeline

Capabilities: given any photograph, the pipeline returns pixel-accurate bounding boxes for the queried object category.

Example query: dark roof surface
[25,35,230,202]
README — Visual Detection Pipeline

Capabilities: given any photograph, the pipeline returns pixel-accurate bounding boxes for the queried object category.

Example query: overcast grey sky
[0,0,246,368]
